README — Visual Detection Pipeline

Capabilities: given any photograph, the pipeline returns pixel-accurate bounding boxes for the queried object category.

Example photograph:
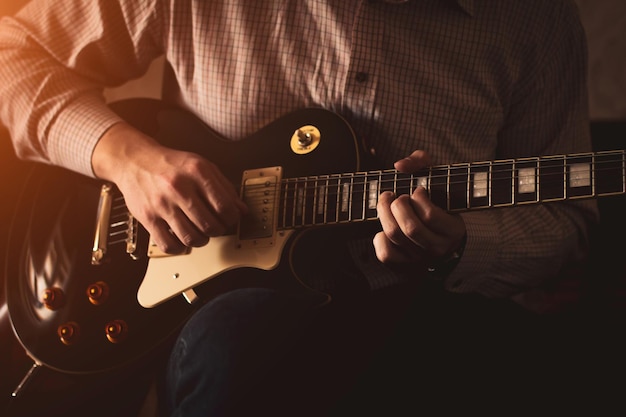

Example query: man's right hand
[92,122,248,254]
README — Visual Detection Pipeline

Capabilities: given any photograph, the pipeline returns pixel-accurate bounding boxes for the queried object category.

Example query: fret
[338,175,352,222]
[539,156,566,201]
[515,158,538,204]
[280,179,290,228]
[316,175,329,225]
[325,174,340,224]
[466,165,471,209]
[305,176,318,225]
[446,165,450,210]
[488,162,493,207]
[367,177,378,208]
[376,170,394,194]
[271,149,624,232]
[566,154,593,199]
[361,173,368,221]
[562,157,568,199]
[296,179,303,225]
[291,178,302,227]
[277,180,286,229]
[366,173,379,220]
[619,149,624,193]
[295,179,305,226]
[305,176,320,225]
[429,166,447,208]
[351,173,366,222]
[286,179,295,228]
[449,164,469,211]
[280,178,296,229]
[491,159,514,206]
[395,171,413,196]
[511,160,516,205]
[393,170,397,195]
[469,162,490,209]
[340,179,349,213]
[324,177,330,222]
[324,176,330,223]
[595,150,624,196]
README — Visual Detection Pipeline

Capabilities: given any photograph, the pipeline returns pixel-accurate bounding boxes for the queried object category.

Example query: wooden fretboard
[268,150,625,230]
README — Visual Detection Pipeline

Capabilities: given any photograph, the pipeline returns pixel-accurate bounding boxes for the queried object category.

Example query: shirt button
[355,71,369,83]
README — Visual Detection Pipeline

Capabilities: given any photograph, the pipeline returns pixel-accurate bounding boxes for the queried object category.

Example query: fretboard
[269,150,624,230]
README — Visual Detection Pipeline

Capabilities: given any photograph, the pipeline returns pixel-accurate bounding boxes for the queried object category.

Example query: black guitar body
[6,97,625,389]
[4,99,367,376]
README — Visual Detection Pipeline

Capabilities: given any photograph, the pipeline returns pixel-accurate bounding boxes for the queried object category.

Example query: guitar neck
[267,150,625,230]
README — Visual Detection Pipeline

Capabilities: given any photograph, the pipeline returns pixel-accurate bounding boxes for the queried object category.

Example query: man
[0,0,598,415]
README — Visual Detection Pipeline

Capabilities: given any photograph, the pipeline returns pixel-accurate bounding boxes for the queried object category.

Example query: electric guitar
[5,98,625,377]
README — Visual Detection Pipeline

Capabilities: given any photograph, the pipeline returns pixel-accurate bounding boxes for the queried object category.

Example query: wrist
[92,122,160,182]
[427,233,467,278]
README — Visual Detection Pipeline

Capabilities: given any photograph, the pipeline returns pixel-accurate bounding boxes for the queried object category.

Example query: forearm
[446,200,598,299]
[92,121,165,183]
[0,0,162,176]
[0,20,118,175]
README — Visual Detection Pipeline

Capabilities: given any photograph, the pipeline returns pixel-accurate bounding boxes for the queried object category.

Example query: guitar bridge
[238,166,282,248]
[92,183,141,264]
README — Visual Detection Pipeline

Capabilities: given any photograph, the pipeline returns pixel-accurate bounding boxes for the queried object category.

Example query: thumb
[393,149,432,173]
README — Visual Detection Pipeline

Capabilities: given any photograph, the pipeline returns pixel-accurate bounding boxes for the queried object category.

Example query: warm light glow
[0,0,29,18]
[0,302,7,319]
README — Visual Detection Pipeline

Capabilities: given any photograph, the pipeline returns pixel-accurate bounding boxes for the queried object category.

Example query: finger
[409,187,465,257]
[377,191,412,247]
[393,150,432,173]
[409,186,457,237]
[198,165,247,226]
[178,194,227,238]
[166,207,212,247]
[149,218,188,254]
[408,187,442,229]
[373,231,415,263]
[378,193,429,261]
[389,194,433,247]
[391,192,452,259]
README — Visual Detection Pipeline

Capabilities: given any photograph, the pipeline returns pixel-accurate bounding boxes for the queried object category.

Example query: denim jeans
[164,287,331,416]
[161,282,578,416]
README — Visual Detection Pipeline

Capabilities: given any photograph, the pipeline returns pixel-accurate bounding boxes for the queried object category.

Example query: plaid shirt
[0,0,598,311]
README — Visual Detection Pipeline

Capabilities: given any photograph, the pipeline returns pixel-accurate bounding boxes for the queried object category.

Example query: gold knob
[105,320,128,344]
[87,281,109,305]
[42,287,65,310]
[57,322,80,345]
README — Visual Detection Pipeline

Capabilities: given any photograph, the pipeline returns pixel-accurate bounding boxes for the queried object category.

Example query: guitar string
[104,153,623,206]
[240,161,625,201]
[106,159,623,212]
[242,152,624,189]
[105,155,624,241]
[225,159,625,230]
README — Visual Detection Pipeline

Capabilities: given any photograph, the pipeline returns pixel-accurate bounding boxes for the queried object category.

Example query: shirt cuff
[47,94,124,178]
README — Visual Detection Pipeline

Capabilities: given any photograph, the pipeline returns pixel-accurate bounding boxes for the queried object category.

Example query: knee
[168,287,318,377]
[164,288,319,414]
